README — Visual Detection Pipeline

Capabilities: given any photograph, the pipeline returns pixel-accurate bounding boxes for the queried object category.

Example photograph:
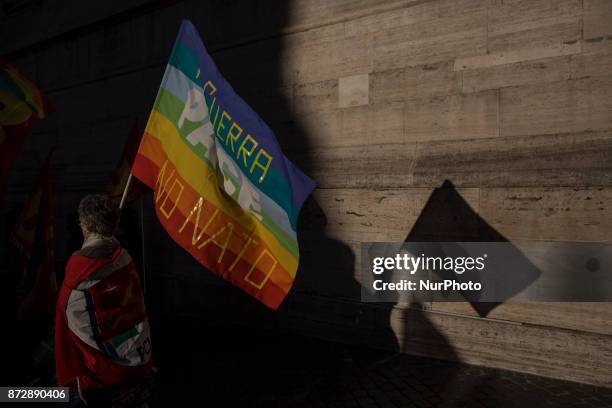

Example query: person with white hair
[55,194,153,407]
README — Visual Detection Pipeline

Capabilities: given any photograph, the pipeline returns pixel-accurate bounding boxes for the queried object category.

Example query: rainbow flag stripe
[0,61,53,187]
[132,20,315,309]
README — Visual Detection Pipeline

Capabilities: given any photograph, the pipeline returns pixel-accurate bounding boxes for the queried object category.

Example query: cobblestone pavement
[152,318,612,407]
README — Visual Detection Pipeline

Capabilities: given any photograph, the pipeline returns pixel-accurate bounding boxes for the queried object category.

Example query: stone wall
[1,0,611,387]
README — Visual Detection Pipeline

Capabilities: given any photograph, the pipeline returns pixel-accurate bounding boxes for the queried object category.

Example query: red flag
[107,118,145,203]
[0,61,53,190]
[11,149,57,321]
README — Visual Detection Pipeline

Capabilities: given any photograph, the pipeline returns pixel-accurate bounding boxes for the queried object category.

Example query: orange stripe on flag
[132,137,294,307]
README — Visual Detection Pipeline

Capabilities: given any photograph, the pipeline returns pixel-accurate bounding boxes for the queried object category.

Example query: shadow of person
[290,196,400,354]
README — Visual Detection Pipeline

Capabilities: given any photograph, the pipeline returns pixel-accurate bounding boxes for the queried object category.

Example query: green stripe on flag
[166,44,302,229]
[152,88,300,258]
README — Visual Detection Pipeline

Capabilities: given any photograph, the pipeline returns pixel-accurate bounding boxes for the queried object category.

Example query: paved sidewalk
[151,318,612,407]
[294,353,612,408]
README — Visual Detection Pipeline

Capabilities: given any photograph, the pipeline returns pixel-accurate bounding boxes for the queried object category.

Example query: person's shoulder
[63,254,99,288]
[64,243,123,288]
[72,241,118,259]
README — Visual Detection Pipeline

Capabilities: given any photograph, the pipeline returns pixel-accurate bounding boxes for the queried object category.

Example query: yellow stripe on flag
[142,110,298,276]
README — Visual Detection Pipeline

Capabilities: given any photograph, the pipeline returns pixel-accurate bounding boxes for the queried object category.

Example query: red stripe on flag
[132,148,290,309]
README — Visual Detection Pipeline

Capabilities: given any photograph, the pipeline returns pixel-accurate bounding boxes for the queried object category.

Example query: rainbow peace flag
[0,61,52,189]
[132,20,315,309]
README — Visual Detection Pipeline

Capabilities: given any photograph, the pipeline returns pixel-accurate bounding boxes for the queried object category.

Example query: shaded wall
[1,0,611,387]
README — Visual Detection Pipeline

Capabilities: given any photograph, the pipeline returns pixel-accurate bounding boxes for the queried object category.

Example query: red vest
[55,238,152,389]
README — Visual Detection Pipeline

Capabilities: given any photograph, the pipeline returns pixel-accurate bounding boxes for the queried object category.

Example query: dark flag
[11,149,57,321]
[107,117,145,203]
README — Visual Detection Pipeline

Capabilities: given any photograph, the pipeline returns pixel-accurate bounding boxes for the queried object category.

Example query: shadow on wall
[404,179,541,318]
